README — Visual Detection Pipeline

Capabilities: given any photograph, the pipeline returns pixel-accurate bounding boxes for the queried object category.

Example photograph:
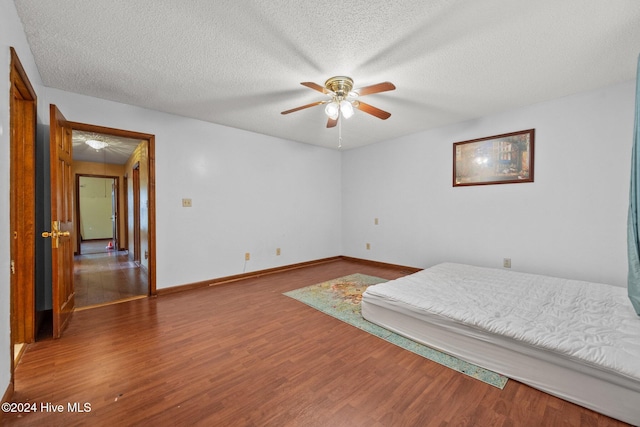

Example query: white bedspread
[363,263,640,381]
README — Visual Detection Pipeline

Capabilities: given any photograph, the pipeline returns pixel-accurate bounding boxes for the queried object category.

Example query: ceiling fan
[281,76,396,128]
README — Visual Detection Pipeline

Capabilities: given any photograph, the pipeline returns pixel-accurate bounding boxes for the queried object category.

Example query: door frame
[9,47,37,387]
[67,121,156,296]
[111,178,118,251]
[132,163,141,265]
[75,174,120,255]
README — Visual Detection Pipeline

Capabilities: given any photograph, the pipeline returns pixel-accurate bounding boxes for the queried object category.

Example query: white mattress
[361,263,640,425]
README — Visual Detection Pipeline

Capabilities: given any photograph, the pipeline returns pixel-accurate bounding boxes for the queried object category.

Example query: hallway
[74,239,148,308]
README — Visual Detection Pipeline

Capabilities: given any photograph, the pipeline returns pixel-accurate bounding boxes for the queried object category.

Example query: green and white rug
[284,273,508,389]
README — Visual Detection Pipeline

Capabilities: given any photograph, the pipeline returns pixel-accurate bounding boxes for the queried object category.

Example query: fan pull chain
[338,115,342,149]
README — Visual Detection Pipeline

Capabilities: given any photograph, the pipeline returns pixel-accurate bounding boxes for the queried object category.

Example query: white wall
[342,80,635,287]
[0,11,13,405]
[44,87,343,288]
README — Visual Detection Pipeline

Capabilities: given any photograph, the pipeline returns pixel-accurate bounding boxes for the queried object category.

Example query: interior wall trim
[339,256,422,274]
[157,256,341,295]
[156,256,421,296]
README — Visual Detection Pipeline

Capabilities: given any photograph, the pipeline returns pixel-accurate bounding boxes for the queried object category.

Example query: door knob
[41,221,70,248]
[41,231,70,238]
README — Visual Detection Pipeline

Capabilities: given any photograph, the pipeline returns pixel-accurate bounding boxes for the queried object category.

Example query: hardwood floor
[79,239,114,255]
[75,240,148,308]
[4,259,629,426]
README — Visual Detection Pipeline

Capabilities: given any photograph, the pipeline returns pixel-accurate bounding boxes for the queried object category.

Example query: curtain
[627,53,640,316]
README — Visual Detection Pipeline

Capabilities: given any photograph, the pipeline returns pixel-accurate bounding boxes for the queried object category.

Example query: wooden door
[48,104,75,338]
[9,48,37,364]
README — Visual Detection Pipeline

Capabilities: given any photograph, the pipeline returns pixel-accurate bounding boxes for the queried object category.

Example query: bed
[361,263,640,425]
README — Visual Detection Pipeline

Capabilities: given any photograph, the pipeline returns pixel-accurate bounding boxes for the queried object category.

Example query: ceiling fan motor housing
[324,76,354,98]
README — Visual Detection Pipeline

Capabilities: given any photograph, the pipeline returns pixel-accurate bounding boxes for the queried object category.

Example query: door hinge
[10,260,15,274]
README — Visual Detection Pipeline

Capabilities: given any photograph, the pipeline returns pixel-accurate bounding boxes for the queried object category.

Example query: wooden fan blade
[355,101,391,120]
[327,117,338,128]
[355,82,396,97]
[301,82,332,94]
[281,101,325,115]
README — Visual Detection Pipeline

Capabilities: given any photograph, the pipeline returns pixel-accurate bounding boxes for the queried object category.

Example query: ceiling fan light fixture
[85,139,109,151]
[340,100,354,119]
[325,101,339,120]
[282,76,395,142]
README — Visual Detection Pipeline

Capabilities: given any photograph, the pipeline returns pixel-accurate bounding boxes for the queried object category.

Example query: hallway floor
[74,239,148,308]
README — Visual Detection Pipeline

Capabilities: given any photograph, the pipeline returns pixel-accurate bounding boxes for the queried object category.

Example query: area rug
[284,273,508,389]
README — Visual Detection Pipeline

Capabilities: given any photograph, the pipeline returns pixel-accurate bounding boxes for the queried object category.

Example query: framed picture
[453,129,534,187]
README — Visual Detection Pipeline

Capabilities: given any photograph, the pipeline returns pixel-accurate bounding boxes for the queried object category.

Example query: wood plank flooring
[74,240,148,308]
[4,259,630,426]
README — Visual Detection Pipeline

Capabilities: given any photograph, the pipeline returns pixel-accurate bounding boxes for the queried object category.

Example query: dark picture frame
[453,129,534,187]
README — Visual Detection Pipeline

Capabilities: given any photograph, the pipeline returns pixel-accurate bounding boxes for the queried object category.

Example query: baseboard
[156,256,420,296]
[339,256,422,274]
[157,256,342,295]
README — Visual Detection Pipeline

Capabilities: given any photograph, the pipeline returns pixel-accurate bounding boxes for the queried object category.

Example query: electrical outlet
[245,252,250,261]
[366,243,371,250]
[503,258,511,268]
[374,218,379,225]
[276,248,281,256]
[182,198,192,207]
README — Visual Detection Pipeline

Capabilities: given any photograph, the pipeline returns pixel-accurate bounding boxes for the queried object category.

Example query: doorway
[76,175,119,255]
[74,173,147,308]
[70,126,156,309]
[38,113,157,337]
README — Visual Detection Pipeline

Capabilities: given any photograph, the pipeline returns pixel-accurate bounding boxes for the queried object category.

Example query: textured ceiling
[72,131,142,165]
[13,0,640,150]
